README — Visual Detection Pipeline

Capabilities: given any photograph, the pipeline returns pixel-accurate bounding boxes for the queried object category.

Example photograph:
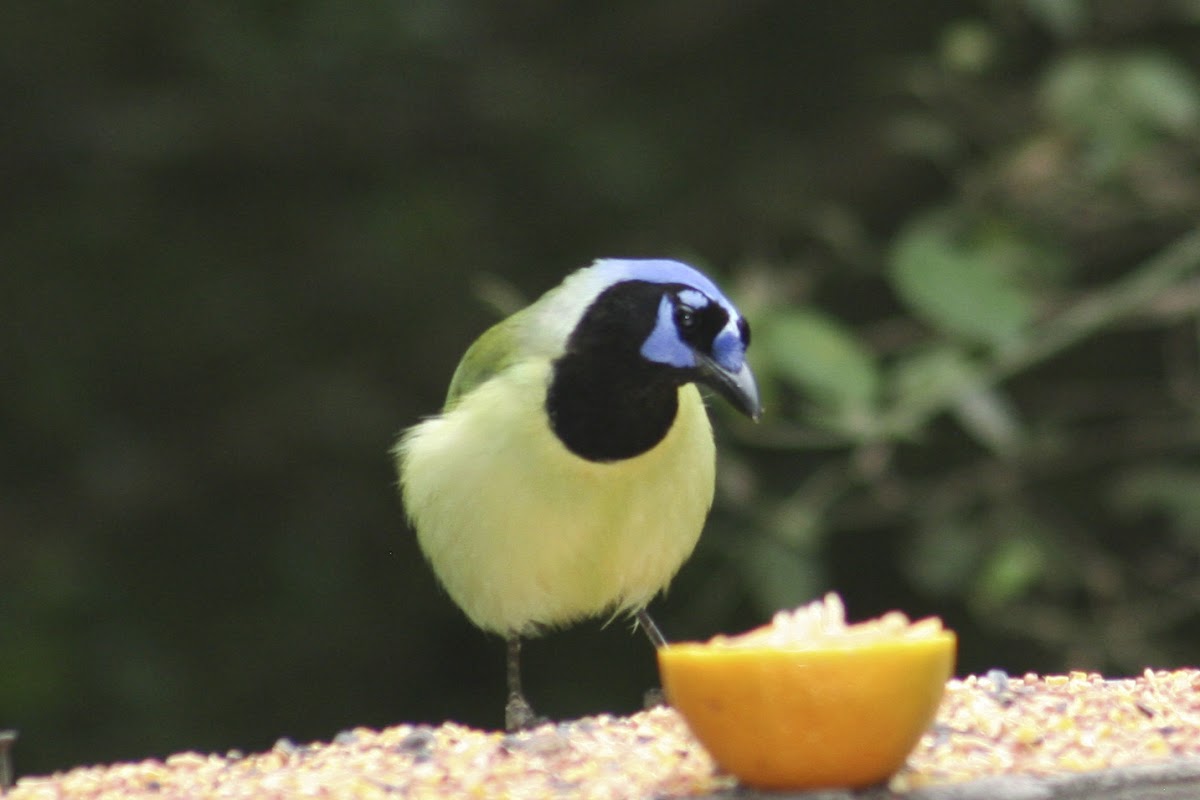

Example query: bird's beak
[696,355,762,421]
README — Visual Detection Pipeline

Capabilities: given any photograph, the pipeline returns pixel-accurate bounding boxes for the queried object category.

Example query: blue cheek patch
[640,296,697,368]
[712,328,746,372]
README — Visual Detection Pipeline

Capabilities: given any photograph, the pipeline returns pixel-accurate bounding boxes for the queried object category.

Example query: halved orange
[658,594,956,791]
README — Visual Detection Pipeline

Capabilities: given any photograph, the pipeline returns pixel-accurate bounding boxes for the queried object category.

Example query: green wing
[444,310,527,410]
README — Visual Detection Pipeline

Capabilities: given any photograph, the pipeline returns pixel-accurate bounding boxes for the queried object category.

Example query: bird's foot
[505,692,548,732]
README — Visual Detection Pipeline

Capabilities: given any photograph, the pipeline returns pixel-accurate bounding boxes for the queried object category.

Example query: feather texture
[398,360,714,634]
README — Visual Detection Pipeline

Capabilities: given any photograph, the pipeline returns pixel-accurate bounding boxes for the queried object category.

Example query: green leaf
[973,536,1046,611]
[1116,52,1200,136]
[1039,51,1200,173]
[888,209,1038,348]
[951,383,1023,456]
[887,344,1023,451]
[1022,0,1088,39]
[940,20,997,74]
[891,345,977,404]
[759,308,880,414]
[886,344,980,434]
[1039,52,1110,134]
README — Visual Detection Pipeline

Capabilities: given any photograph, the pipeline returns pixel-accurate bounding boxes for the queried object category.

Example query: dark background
[5,0,1200,777]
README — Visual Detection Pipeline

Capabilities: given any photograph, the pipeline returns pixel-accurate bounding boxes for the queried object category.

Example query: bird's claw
[505,692,548,732]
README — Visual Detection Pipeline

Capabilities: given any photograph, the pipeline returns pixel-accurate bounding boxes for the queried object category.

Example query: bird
[394,258,760,730]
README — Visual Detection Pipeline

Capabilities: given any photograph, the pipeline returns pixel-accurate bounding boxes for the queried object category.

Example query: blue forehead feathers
[592,259,729,305]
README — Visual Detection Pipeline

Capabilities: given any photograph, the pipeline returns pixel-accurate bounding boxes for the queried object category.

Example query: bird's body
[401,361,714,634]
[395,258,758,728]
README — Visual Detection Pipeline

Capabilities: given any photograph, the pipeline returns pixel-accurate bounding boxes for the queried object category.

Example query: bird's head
[549,258,761,421]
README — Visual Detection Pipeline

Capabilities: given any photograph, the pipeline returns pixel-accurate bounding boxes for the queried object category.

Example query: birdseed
[7,668,1200,799]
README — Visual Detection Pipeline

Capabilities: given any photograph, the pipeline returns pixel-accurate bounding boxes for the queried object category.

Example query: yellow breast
[397,360,716,635]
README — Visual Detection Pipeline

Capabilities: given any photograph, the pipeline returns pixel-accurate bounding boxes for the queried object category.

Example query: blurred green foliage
[3,0,1200,778]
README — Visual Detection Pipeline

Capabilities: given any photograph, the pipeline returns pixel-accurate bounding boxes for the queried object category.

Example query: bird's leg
[636,608,668,709]
[0,729,16,791]
[636,608,667,649]
[504,636,544,731]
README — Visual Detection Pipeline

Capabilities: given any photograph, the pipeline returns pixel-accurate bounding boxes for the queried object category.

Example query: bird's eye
[675,305,697,330]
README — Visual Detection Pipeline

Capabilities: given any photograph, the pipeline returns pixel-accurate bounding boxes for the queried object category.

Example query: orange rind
[658,593,956,790]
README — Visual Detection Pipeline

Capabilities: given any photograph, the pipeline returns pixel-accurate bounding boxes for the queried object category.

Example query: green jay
[395,258,760,729]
